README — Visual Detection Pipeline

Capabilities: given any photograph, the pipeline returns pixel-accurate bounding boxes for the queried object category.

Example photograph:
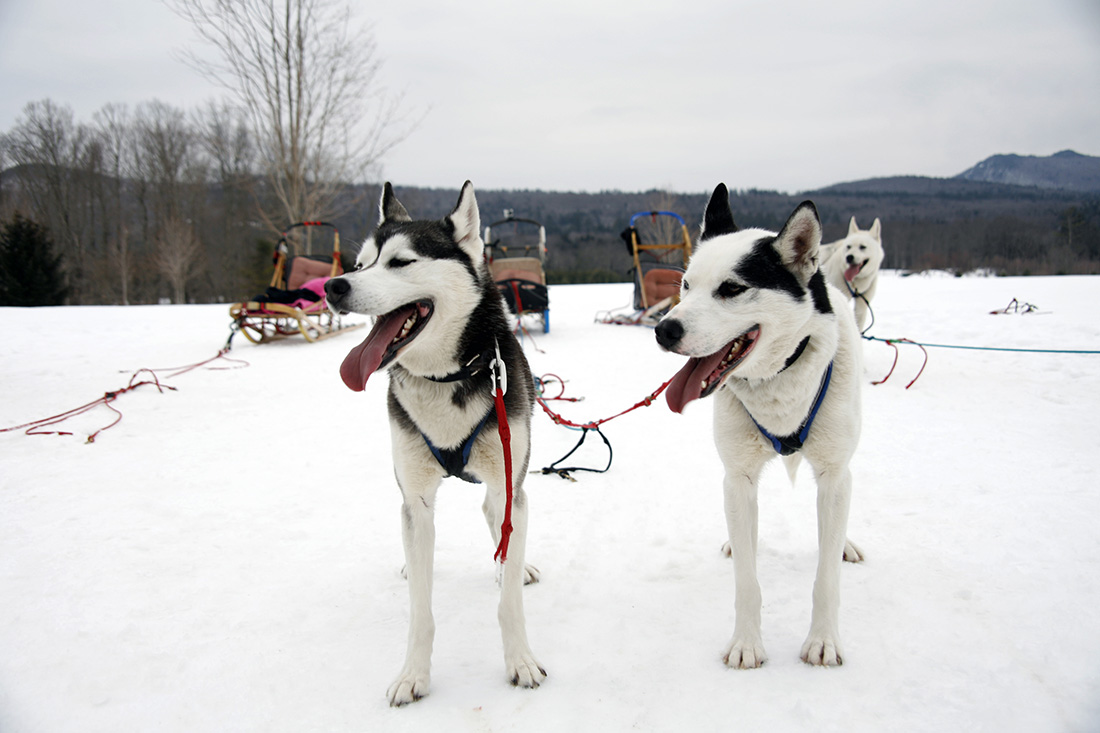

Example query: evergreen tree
[0,215,69,306]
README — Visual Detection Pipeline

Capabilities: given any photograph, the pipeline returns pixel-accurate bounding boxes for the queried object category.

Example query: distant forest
[2,101,1098,305]
[404,180,1100,285]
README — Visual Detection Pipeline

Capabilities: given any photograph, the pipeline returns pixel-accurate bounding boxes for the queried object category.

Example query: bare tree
[168,0,413,249]
[93,103,134,304]
[194,100,254,191]
[133,101,196,226]
[193,100,256,295]
[155,217,204,303]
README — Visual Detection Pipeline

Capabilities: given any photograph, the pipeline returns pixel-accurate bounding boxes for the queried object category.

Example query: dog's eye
[681,280,690,292]
[388,257,415,268]
[717,281,746,299]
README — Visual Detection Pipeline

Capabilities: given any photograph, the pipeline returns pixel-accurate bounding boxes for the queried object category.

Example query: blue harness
[418,345,500,483]
[421,410,493,483]
[751,361,834,456]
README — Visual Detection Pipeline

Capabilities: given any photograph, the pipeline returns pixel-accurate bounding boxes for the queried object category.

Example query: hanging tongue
[664,350,729,414]
[843,263,861,282]
[338,304,418,391]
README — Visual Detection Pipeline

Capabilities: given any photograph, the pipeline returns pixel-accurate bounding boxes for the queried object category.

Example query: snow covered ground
[2,272,1099,732]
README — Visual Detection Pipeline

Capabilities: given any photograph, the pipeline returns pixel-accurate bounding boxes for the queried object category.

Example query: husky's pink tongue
[665,350,728,414]
[339,305,417,391]
[843,263,861,282]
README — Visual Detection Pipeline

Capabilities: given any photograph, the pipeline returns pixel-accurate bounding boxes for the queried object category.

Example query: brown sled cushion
[287,256,342,290]
[491,257,545,285]
[643,268,682,304]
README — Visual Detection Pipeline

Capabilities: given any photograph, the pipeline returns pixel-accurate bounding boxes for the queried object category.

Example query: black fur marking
[388,389,419,435]
[447,276,530,412]
[734,238,806,302]
[807,270,833,315]
[716,280,747,299]
[374,220,479,283]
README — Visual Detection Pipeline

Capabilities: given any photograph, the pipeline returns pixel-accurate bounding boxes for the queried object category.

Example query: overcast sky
[1,0,1098,194]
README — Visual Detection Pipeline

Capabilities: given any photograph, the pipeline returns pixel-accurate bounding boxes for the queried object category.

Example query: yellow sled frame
[628,211,693,309]
[229,221,364,344]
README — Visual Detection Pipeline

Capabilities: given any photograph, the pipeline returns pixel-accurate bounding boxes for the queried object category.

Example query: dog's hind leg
[843,538,865,563]
[801,463,852,666]
[483,479,546,689]
[720,452,770,669]
[387,457,442,707]
[782,453,864,563]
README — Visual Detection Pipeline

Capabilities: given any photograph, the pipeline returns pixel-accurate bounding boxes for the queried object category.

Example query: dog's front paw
[507,654,547,689]
[387,668,430,707]
[723,635,767,669]
[843,539,865,563]
[523,563,541,585]
[800,633,844,666]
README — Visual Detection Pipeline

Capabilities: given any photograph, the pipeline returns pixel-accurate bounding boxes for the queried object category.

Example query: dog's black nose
[655,318,684,350]
[325,277,350,305]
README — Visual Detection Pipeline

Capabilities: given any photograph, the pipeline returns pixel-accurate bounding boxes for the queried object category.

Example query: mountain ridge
[954,149,1100,192]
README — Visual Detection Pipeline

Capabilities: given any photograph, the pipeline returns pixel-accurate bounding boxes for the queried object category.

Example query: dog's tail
[782,453,801,485]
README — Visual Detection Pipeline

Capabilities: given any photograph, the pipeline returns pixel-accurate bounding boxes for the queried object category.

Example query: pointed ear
[870,217,882,240]
[848,216,859,236]
[775,201,822,283]
[379,182,411,223]
[448,180,483,258]
[700,183,737,241]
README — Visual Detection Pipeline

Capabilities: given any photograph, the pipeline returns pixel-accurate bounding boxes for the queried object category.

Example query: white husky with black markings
[655,184,864,669]
[324,182,545,706]
[821,216,885,331]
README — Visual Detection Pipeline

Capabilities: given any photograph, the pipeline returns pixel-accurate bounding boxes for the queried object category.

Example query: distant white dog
[821,217,884,331]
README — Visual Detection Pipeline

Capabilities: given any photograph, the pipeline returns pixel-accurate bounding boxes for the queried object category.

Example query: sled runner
[229,221,363,344]
[484,212,550,333]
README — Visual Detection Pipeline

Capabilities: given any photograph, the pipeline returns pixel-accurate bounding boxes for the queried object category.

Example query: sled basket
[229,221,364,344]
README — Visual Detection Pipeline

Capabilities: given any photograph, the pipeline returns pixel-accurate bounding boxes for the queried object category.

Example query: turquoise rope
[863,335,1100,355]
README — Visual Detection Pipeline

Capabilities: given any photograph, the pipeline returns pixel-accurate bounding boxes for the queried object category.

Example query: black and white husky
[325,182,545,706]
[655,184,864,668]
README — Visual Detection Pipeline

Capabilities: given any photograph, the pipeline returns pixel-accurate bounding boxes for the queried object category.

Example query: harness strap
[751,361,833,456]
[421,408,494,482]
[418,344,498,479]
[779,336,810,373]
[423,349,493,383]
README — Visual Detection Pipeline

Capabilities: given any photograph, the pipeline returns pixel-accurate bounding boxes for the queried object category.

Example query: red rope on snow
[0,348,248,443]
[870,338,928,389]
[535,375,675,430]
[534,373,581,402]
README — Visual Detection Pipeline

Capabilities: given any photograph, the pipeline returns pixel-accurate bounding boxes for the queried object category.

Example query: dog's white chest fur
[391,372,493,450]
